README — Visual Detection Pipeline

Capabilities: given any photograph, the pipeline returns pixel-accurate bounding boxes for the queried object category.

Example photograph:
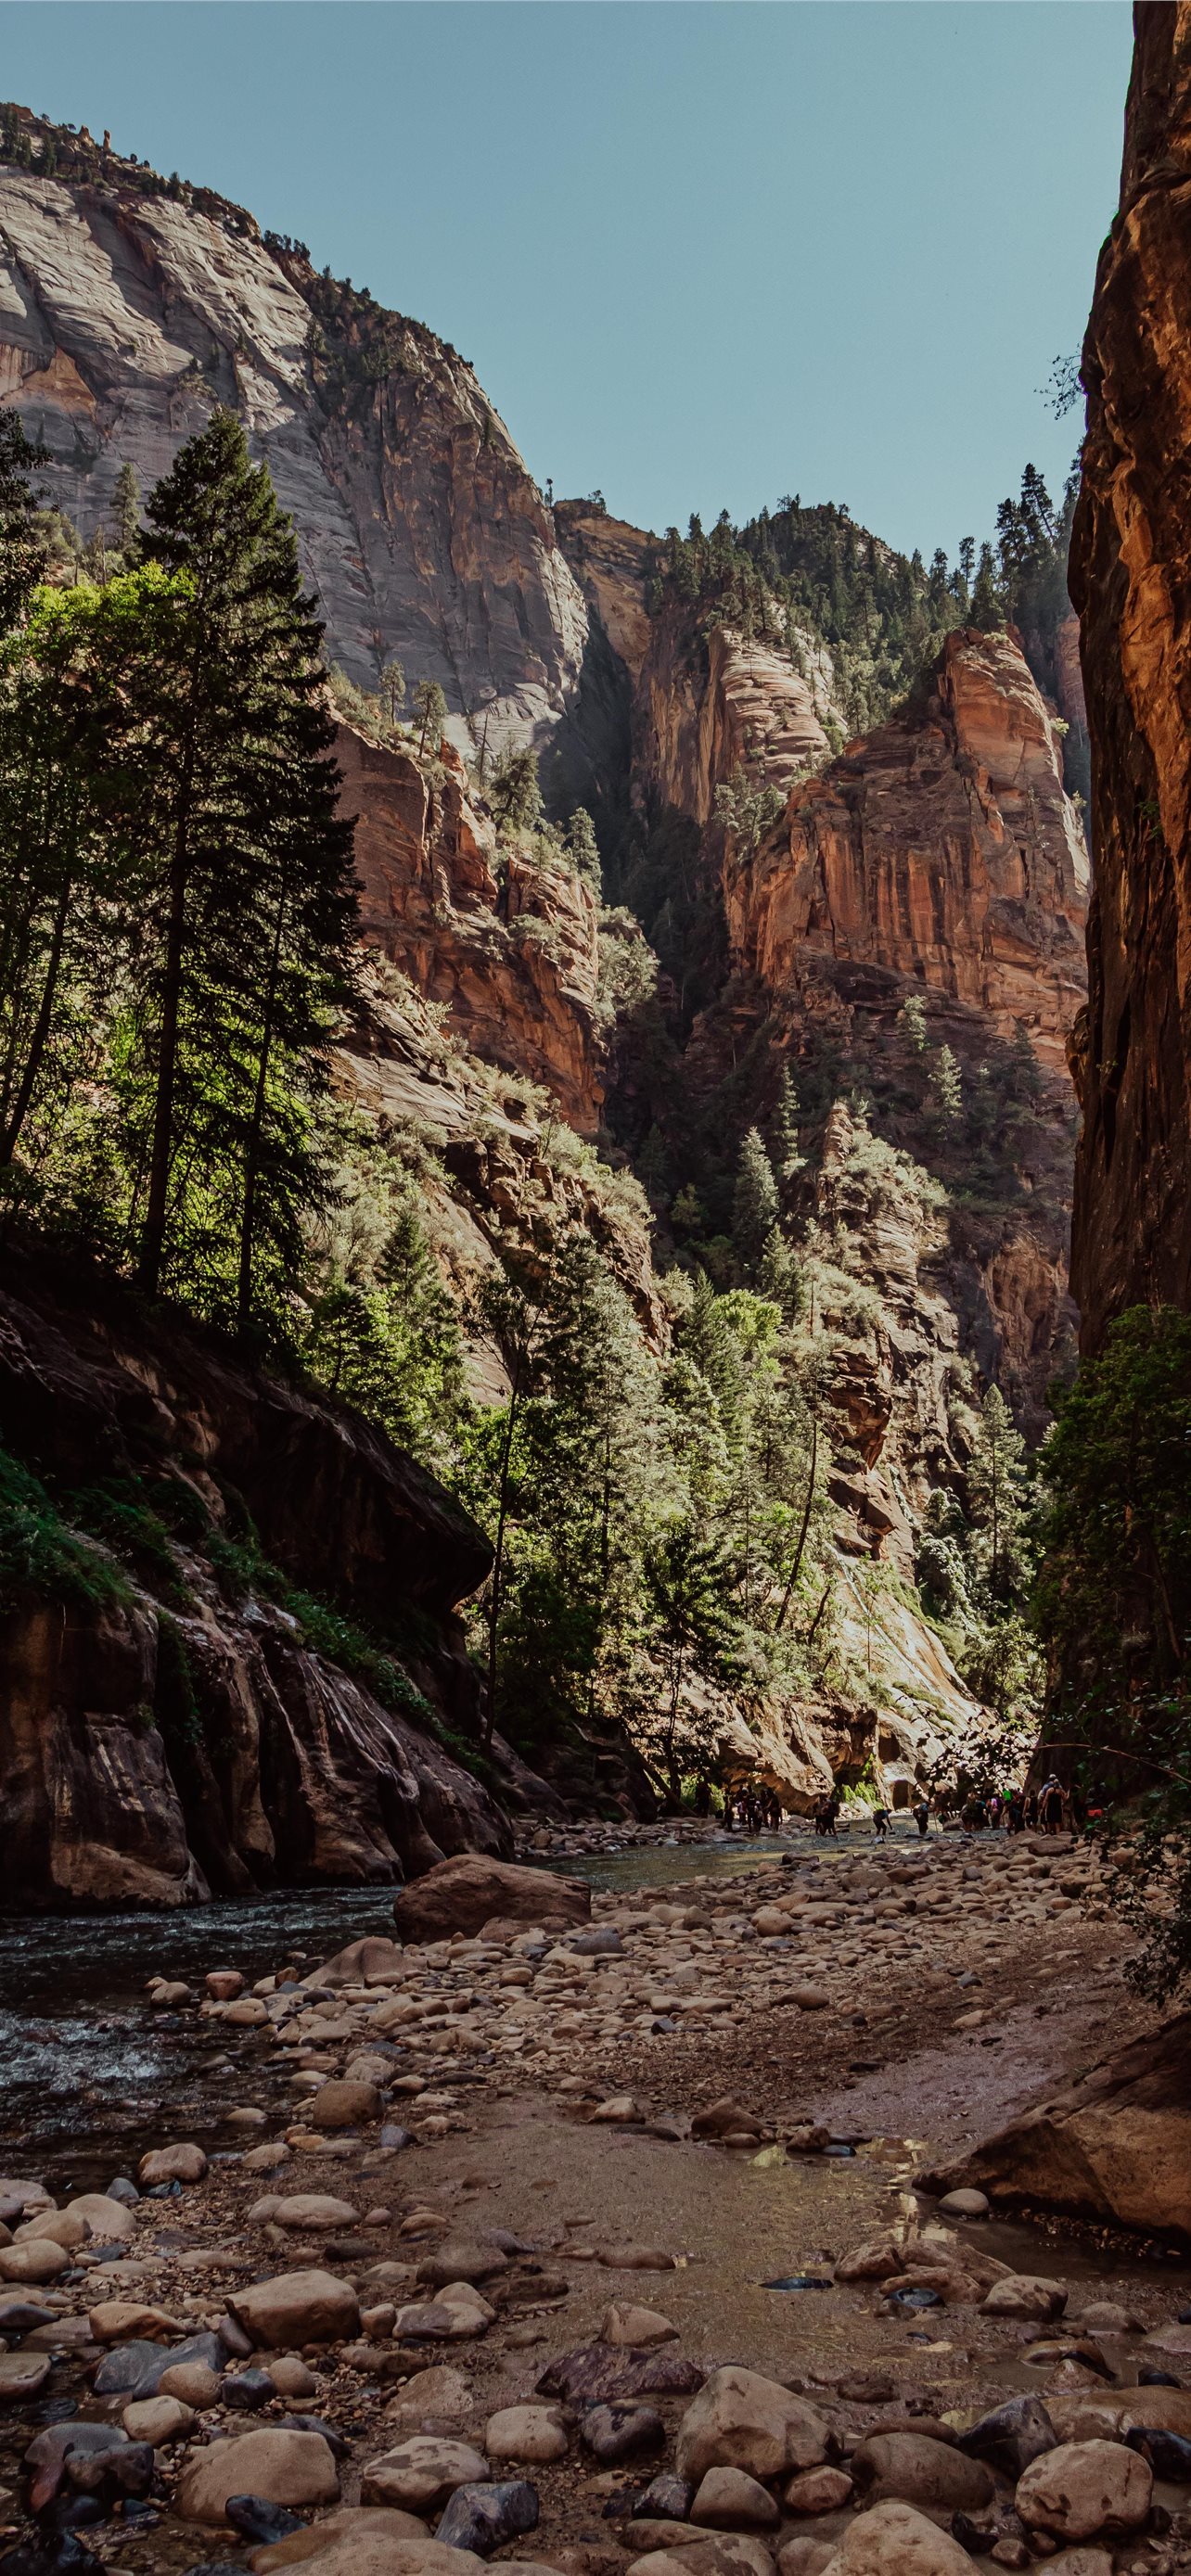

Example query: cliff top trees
[491,744,543,835]
[413,676,447,759]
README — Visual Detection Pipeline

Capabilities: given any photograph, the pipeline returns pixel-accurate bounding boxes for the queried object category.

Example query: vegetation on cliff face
[1033,1307,1191,1999]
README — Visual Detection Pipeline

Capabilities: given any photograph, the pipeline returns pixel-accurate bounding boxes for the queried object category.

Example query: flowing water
[0,1846,800,2176]
[4,1833,1185,2303]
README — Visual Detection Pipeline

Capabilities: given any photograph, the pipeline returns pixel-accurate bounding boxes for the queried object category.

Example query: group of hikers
[704,1784,784,1834]
[947,1774,1077,1834]
[697,1769,1082,1840]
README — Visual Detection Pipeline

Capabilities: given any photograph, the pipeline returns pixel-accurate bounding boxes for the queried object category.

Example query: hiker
[872,1803,890,1840]
[1043,1776,1066,1834]
[913,1794,930,1839]
[1006,1792,1024,1832]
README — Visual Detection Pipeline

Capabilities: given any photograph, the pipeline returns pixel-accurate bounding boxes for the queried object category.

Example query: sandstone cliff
[1069,3,1191,1345]
[0,116,597,772]
[338,725,605,1132]
[724,630,1089,1073]
[634,615,835,828]
[335,963,666,1368]
[0,1251,567,1911]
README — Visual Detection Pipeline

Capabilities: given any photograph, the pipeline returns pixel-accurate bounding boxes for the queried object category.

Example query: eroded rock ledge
[0,1252,557,1911]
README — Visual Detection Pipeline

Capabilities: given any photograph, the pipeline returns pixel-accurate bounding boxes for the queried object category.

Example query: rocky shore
[0,1835,1188,2576]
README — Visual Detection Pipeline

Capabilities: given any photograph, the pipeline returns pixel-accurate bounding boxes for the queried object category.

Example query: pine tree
[413,677,447,758]
[565,806,601,893]
[967,1384,1029,1607]
[379,657,404,725]
[898,992,928,1053]
[0,414,47,632]
[128,409,357,1319]
[732,1129,779,1281]
[969,542,1004,632]
[928,1043,963,1125]
[0,575,158,1186]
[768,1065,802,1180]
[490,745,542,833]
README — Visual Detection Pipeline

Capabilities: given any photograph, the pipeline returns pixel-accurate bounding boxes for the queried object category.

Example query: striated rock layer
[634,613,836,828]
[1069,3,1191,1345]
[0,1251,568,1910]
[726,630,1089,1073]
[338,725,604,1132]
[0,132,594,767]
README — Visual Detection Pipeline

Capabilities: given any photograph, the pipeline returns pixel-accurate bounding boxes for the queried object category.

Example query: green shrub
[0,1445,128,1613]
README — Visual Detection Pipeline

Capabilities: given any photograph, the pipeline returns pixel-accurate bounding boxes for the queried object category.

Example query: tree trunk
[236,889,287,1333]
[0,869,71,1166]
[138,736,196,1295]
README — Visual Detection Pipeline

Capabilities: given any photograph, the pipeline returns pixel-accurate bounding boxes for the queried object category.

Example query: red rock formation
[337,725,604,1132]
[554,505,658,682]
[1069,3,1191,1345]
[634,613,833,825]
[725,630,1089,1073]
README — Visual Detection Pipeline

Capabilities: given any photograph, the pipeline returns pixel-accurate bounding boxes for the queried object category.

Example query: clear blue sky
[0,3,1133,564]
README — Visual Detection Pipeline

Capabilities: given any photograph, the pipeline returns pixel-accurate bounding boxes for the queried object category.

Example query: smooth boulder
[676,2367,828,2482]
[817,2500,978,2575]
[176,2427,339,2524]
[1014,2439,1152,2542]
[922,2013,1191,2235]
[139,2142,208,2186]
[850,2432,993,2520]
[362,2437,489,2509]
[228,2270,361,2349]
[393,1855,590,1942]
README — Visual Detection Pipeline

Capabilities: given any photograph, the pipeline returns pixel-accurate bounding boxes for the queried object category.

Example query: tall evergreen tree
[967,1384,1029,1607]
[413,677,447,758]
[127,409,356,1320]
[732,1128,779,1281]
[0,414,47,633]
[0,576,157,1189]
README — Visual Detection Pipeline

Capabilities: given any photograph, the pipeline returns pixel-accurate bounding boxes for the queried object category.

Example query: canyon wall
[0,122,595,767]
[1069,1,1191,1345]
[634,616,835,826]
[726,629,1089,1073]
[338,725,605,1132]
[0,1253,571,1911]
